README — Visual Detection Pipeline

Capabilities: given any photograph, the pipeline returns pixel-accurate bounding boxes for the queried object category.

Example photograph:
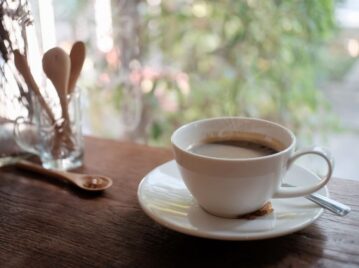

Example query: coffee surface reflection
[188,136,282,159]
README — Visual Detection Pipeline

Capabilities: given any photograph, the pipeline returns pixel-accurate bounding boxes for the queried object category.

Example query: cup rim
[171,116,296,162]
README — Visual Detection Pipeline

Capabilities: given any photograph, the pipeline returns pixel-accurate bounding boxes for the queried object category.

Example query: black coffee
[189,136,282,159]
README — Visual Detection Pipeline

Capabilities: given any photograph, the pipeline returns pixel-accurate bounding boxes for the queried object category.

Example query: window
[1,0,358,179]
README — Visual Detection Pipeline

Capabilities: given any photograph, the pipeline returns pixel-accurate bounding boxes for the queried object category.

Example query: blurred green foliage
[58,0,340,145]
[125,0,338,145]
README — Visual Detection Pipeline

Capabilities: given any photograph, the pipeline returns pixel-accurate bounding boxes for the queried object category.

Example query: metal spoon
[15,160,113,191]
[282,183,351,216]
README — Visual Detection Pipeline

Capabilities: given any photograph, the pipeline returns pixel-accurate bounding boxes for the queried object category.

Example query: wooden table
[0,136,358,267]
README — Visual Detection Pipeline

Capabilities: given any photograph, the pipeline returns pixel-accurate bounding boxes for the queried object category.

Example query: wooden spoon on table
[16,160,113,191]
[13,50,56,125]
[68,41,86,96]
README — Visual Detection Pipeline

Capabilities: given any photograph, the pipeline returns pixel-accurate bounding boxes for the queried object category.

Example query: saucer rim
[137,160,327,241]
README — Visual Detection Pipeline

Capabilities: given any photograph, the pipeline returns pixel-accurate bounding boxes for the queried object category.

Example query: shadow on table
[122,210,326,267]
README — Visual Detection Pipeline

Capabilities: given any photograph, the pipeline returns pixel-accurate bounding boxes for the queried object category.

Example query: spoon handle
[68,41,86,95]
[15,160,70,183]
[305,192,351,216]
[282,183,351,216]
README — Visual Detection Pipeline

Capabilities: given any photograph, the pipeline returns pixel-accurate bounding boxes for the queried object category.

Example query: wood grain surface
[0,136,358,268]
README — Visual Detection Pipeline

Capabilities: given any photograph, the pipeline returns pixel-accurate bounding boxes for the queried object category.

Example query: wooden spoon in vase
[42,47,74,151]
[68,41,86,96]
[42,47,71,122]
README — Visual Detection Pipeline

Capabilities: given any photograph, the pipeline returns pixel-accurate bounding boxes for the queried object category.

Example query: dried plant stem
[13,50,67,157]
[13,50,56,125]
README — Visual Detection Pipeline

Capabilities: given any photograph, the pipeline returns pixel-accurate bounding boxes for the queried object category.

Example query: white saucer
[137,160,328,240]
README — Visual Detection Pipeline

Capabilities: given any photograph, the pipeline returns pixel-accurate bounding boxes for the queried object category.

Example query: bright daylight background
[1,0,359,180]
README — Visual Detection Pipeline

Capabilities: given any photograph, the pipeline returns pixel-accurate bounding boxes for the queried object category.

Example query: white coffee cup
[171,117,334,218]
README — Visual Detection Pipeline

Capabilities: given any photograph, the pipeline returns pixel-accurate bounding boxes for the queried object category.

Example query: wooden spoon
[42,47,71,122]
[68,41,86,96]
[42,47,74,153]
[16,160,113,191]
[13,50,56,125]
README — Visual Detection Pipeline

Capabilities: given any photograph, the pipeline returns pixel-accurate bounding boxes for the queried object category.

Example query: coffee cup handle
[274,147,334,198]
